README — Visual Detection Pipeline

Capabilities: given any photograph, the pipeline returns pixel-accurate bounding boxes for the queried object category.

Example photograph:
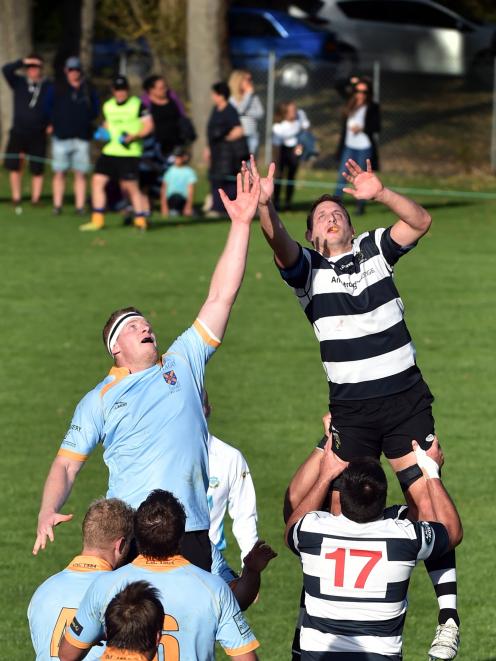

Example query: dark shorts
[327,379,435,461]
[179,530,212,571]
[94,154,140,181]
[4,129,47,175]
[122,529,212,571]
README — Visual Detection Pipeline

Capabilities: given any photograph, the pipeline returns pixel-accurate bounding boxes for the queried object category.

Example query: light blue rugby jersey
[27,555,110,661]
[65,555,259,660]
[58,322,219,531]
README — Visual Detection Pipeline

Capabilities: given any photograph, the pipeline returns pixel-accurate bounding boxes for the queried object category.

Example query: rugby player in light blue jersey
[59,490,259,661]
[33,170,262,571]
[28,498,134,661]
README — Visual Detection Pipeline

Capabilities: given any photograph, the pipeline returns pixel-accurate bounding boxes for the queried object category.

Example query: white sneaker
[428,618,460,660]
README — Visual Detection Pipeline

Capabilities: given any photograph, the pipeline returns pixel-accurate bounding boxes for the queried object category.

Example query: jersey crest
[163,370,178,385]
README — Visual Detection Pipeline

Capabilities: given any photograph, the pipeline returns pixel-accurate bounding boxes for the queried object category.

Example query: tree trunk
[186,0,228,164]
[80,0,96,74]
[0,0,32,148]
[53,0,82,80]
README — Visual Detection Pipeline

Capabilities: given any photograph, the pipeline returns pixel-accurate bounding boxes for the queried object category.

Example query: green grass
[1,177,495,660]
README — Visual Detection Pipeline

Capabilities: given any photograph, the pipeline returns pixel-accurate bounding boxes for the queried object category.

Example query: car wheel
[277,59,310,89]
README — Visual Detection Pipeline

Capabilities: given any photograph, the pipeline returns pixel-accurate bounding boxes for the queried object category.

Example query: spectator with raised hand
[44,57,99,216]
[2,54,53,212]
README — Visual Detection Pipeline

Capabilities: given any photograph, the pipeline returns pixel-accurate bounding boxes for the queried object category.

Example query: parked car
[229,7,342,88]
[294,0,496,77]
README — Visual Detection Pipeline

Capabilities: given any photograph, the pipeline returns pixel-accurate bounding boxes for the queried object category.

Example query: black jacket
[2,59,52,133]
[44,78,99,140]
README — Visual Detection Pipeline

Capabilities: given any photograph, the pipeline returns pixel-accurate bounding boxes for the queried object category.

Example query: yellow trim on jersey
[131,554,190,571]
[101,647,149,661]
[224,639,260,656]
[194,319,221,348]
[64,629,92,649]
[66,555,113,572]
[100,366,131,398]
[57,448,88,462]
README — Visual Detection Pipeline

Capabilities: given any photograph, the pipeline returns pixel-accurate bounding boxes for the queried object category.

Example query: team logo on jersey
[233,610,251,636]
[163,370,178,385]
[70,617,83,636]
[209,476,220,489]
[425,433,435,446]
[421,521,434,544]
[112,401,127,410]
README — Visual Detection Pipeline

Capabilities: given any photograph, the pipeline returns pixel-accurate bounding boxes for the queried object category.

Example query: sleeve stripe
[224,640,260,656]
[64,630,92,649]
[57,448,89,462]
[194,319,221,348]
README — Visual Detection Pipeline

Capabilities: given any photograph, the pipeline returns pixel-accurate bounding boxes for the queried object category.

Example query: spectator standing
[79,76,153,232]
[335,77,381,214]
[229,70,264,157]
[205,81,247,218]
[160,146,197,217]
[2,54,52,211]
[44,57,99,215]
[272,101,310,211]
[142,75,182,159]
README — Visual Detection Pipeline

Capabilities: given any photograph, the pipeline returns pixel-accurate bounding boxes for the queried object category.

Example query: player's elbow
[419,209,432,233]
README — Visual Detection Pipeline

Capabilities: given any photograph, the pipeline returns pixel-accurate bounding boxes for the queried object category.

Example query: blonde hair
[228,69,248,102]
[82,498,134,549]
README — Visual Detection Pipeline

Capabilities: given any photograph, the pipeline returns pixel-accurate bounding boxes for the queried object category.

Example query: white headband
[107,312,145,356]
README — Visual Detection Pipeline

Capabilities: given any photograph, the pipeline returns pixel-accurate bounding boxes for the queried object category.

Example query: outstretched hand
[219,166,260,225]
[244,155,275,206]
[342,158,384,200]
[33,511,74,555]
[320,437,348,479]
[243,540,278,573]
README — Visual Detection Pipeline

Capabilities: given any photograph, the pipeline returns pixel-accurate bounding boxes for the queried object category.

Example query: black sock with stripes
[424,549,459,626]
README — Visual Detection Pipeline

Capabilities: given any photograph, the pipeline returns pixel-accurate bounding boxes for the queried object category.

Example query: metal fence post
[265,51,276,167]
[491,57,496,171]
[373,60,381,104]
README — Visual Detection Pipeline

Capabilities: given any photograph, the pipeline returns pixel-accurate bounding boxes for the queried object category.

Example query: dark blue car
[229,8,341,88]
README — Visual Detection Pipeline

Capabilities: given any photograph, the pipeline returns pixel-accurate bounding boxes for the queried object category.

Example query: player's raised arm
[197,169,260,342]
[342,158,431,246]
[249,156,300,269]
[32,454,83,555]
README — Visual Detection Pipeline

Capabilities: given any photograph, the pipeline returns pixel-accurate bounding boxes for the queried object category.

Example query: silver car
[293,0,496,76]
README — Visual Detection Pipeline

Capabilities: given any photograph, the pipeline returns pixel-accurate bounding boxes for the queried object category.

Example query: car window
[229,13,281,38]
[337,1,461,28]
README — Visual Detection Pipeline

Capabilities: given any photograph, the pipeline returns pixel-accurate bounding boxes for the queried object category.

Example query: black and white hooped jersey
[279,227,422,401]
[288,510,449,660]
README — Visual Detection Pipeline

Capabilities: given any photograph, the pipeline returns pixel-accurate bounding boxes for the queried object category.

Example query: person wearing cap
[33,165,262,573]
[160,146,197,217]
[80,75,153,231]
[2,54,53,211]
[44,57,100,215]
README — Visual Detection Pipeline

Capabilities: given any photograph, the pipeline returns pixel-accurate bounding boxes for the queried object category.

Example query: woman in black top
[205,81,247,216]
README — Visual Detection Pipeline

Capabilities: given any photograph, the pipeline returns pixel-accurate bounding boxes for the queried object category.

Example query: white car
[291,0,496,76]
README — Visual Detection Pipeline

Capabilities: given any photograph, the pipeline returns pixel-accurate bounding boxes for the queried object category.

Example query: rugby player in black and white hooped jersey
[249,154,460,659]
[285,436,462,661]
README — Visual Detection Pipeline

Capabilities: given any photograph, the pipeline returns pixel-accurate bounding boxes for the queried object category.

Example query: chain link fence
[243,52,496,177]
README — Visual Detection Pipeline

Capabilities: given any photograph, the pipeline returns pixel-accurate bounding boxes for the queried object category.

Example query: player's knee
[396,464,423,493]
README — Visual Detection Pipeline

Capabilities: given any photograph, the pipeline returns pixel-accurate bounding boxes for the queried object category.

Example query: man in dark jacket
[44,57,99,215]
[2,54,52,211]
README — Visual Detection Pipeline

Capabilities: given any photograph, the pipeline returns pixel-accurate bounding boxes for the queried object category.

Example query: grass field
[1,174,495,660]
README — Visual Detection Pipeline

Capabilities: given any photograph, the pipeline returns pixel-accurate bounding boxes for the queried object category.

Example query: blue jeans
[335,146,373,197]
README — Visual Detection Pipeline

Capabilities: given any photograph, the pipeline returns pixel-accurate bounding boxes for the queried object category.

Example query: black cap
[112,75,129,90]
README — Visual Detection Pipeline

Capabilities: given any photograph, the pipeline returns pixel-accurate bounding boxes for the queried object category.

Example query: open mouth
[141,337,154,344]
[328,226,339,233]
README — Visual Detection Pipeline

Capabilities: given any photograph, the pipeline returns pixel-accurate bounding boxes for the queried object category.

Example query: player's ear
[305,228,312,243]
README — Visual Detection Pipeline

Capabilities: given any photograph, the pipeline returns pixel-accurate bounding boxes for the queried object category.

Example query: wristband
[414,444,440,479]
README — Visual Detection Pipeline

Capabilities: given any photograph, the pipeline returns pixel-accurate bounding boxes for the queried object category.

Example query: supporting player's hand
[342,158,384,200]
[219,166,260,226]
[243,540,278,573]
[419,436,444,468]
[412,439,443,479]
[33,511,73,555]
[322,411,332,438]
[320,438,348,480]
